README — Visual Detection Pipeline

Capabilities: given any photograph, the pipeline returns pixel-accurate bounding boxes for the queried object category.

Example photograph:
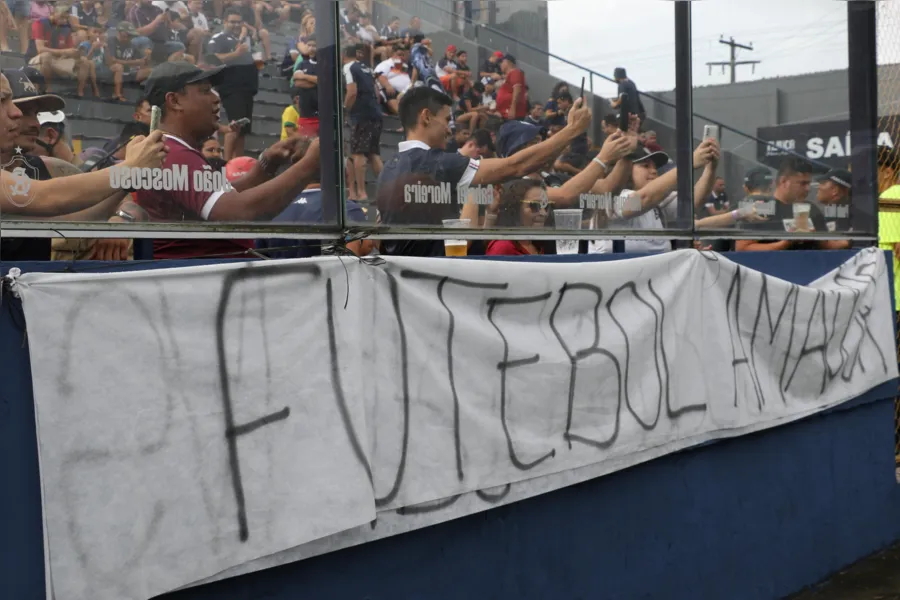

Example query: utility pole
[706,37,760,83]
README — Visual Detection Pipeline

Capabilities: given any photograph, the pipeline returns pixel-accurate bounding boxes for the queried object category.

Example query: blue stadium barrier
[1,250,898,600]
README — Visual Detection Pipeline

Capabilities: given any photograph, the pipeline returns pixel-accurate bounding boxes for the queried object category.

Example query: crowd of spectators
[0,0,860,263]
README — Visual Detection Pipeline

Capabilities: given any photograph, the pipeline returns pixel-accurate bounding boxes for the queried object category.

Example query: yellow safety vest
[878,185,900,310]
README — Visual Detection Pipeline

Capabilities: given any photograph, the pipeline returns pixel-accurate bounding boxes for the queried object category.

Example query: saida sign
[757,117,897,170]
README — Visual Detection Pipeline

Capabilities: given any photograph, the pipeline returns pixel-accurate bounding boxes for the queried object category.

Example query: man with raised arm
[0,72,167,218]
[375,86,592,257]
[129,61,320,258]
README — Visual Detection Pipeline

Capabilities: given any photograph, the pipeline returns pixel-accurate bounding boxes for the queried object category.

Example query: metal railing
[402,0,831,169]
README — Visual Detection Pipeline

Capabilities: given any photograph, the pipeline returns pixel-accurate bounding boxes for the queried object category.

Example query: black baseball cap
[143,62,226,106]
[817,168,851,190]
[744,166,774,190]
[2,68,65,113]
[502,54,516,64]
[628,145,669,169]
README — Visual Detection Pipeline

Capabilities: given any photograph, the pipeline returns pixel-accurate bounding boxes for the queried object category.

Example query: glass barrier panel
[0,0,338,261]
[341,0,690,258]
[690,0,874,250]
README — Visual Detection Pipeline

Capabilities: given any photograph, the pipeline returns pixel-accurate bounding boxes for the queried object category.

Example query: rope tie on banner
[1,268,28,341]
[3,267,24,299]
[322,232,385,309]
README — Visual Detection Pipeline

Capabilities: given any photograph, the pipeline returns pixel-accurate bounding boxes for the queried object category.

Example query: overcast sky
[547,0,899,98]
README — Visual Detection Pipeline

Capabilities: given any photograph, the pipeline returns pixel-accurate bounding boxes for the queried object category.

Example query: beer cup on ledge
[442,218,471,256]
[554,209,583,255]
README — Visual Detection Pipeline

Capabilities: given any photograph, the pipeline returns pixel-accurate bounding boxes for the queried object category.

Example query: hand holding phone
[232,117,251,129]
[149,105,161,132]
[618,94,629,131]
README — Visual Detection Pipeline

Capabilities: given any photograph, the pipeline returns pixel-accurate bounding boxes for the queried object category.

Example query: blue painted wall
[1,251,898,600]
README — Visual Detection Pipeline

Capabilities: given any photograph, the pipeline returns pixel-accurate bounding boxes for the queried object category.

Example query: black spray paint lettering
[383,271,708,514]
[726,253,889,410]
[548,283,623,451]
[215,263,321,542]
[399,270,509,482]
[56,286,184,593]
[373,271,411,509]
[727,268,799,409]
[608,280,707,423]
[487,292,558,471]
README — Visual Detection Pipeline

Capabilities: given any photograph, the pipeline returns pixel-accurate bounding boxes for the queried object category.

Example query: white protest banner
[9,248,897,600]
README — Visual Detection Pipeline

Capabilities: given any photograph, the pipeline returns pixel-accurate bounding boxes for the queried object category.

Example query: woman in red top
[486,179,552,256]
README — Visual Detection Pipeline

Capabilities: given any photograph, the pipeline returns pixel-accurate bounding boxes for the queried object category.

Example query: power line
[706,37,761,83]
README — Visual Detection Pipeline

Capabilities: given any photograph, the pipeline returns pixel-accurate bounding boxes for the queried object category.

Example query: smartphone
[703,124,720,144]
[579,76,585,102]
[149,105,161,132]
[618,94,629,131]
[233,117,252,128]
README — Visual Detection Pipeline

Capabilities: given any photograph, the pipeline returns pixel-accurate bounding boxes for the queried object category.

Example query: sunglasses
[523,200,552,212]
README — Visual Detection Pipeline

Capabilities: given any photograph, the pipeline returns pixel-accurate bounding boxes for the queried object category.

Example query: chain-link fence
[876,1,900,463]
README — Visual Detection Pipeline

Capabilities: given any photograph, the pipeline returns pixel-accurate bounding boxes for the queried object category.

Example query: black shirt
[1,155,53,261]
[295,58,318,117]
[342,60,381,122]
[237,4,256,28]
[700,191,731,218]
[108,35,137,62]
[460,88,482,113]
[617,79,645,117]
[74,4,101,28]
[207,31,259,95]
[480,58,501,78]
[738,195,828,250]
[376,141,481,256]
[381,25,400,40]
[400,27,423,38]
[821,200,852,233]
[343,19,361,39]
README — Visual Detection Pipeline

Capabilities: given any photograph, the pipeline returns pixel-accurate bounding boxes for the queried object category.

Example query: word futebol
[108,165,232,193]
[404,182,494,205]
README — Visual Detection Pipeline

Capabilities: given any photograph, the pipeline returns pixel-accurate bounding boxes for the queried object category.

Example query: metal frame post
[847,0,878,236]
[674,0,694,233]
[315,0,345,229]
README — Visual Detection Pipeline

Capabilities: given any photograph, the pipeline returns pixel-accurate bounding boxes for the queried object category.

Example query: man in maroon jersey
[131,61,321,258]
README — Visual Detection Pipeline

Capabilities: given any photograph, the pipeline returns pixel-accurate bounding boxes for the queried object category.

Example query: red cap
[447,45,457,53]
[225,156,257,183]
[493,50,503,58]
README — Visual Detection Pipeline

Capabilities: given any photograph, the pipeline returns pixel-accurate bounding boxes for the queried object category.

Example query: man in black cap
[0,69,66,260]
[610,67,646,129]
[2,69,67,178]
[0,71,168,228]
[132,61,320,258]
[736,166,776,216]
[742,166,774,198]
[815,168,852,248]
[2,68,154,260]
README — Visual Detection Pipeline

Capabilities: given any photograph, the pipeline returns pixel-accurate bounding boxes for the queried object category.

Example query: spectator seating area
[0,0,834,236]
